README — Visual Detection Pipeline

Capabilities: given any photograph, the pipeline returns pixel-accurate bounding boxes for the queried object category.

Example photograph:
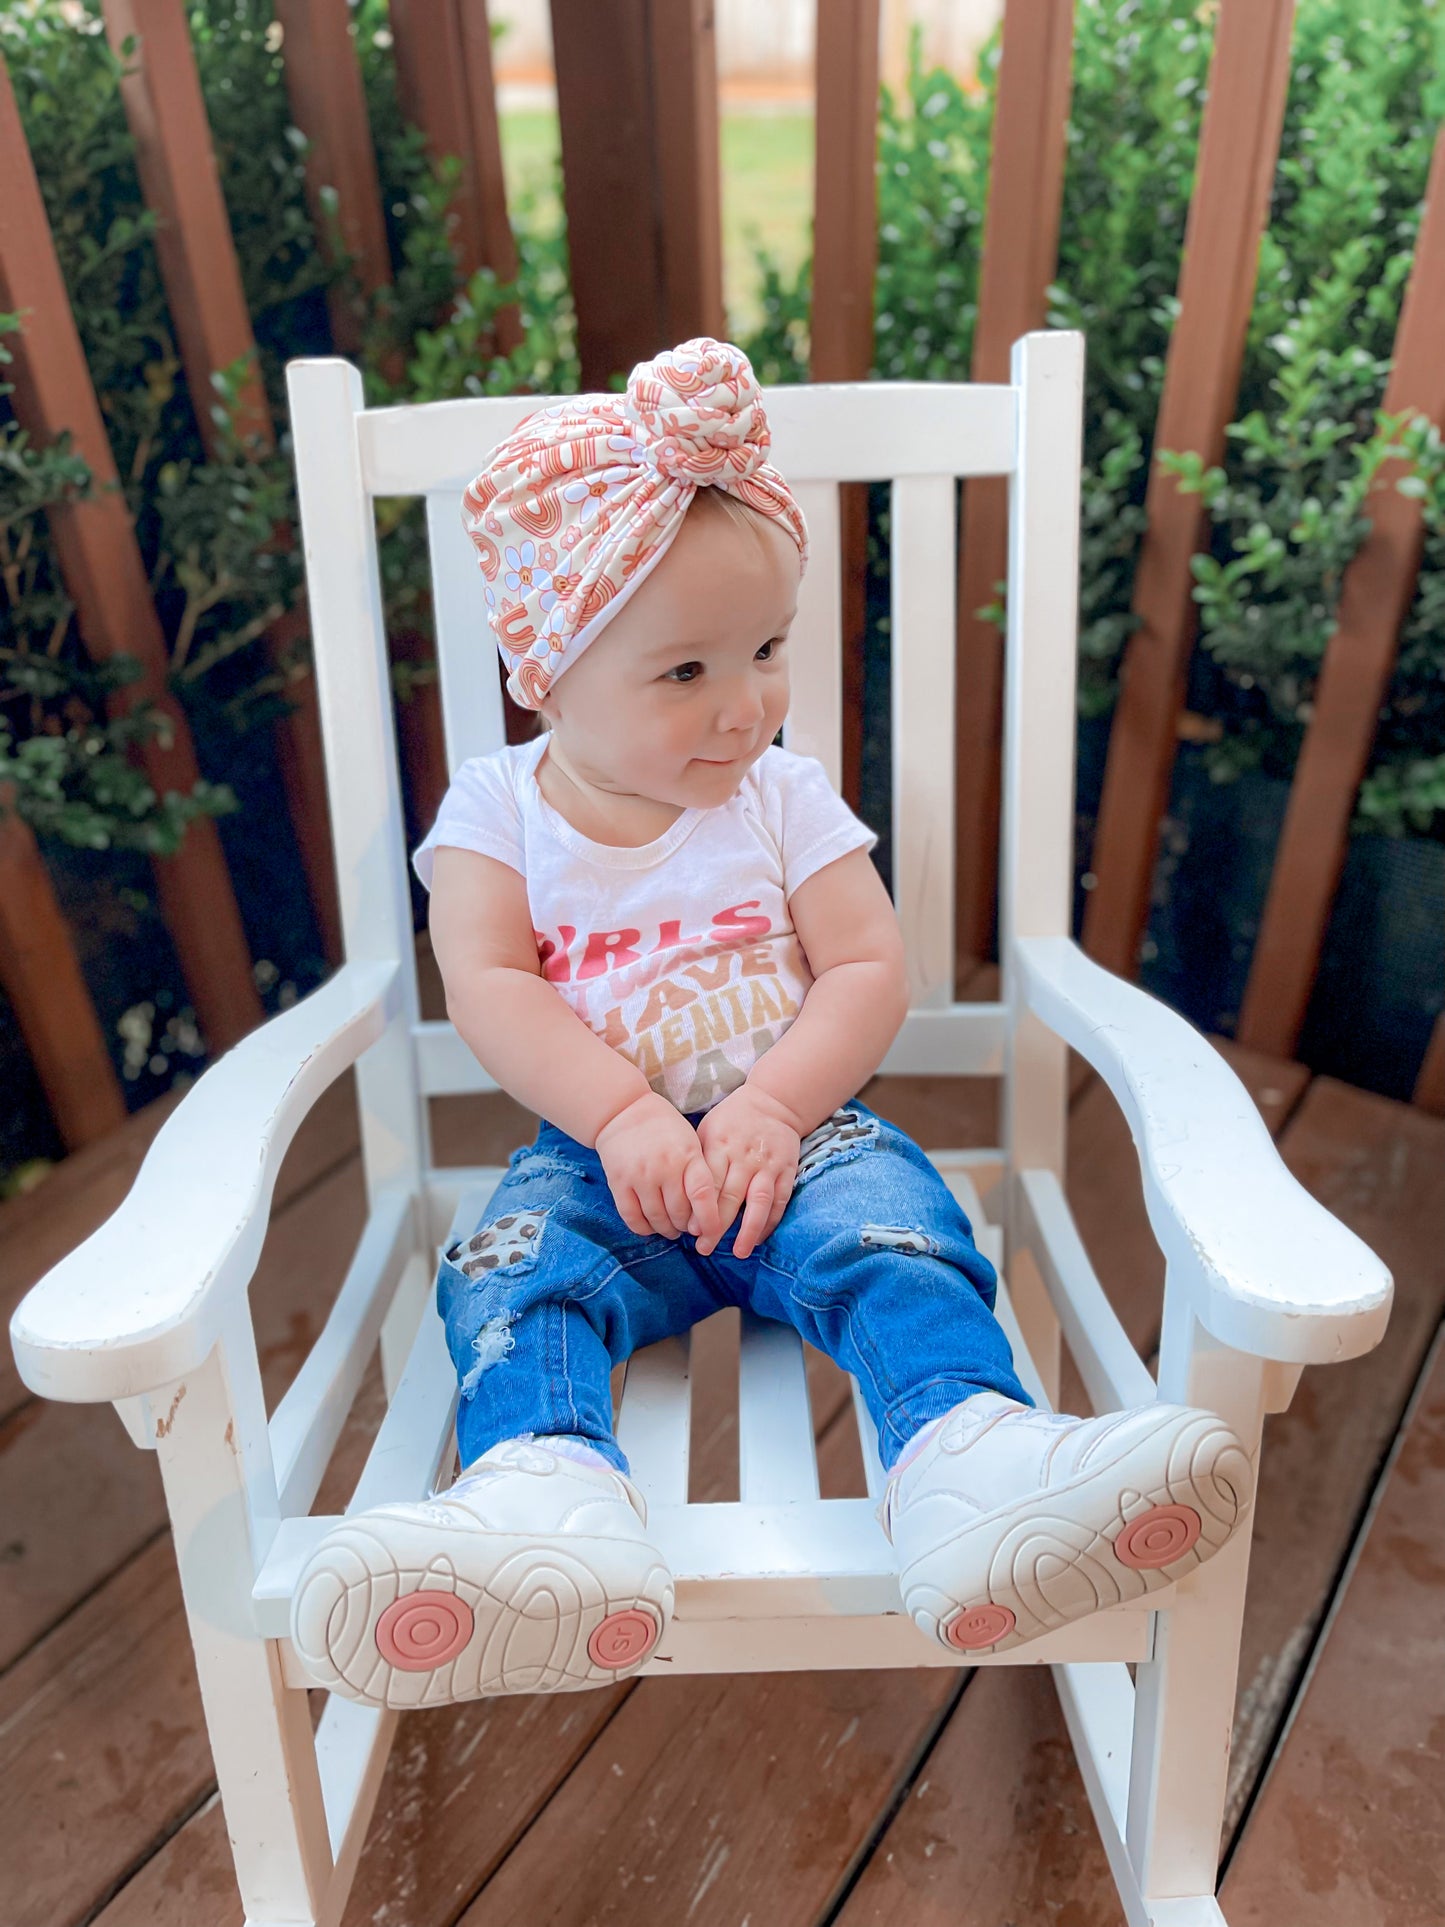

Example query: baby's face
[539,494,800,810]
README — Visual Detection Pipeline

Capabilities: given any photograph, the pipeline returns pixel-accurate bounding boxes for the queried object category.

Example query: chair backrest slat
[890,473,959,1008]
[781,478,844,788]
[1000,331,1085,1185]
[356,382,1019,494]
[287,357,429,1208]
[426,489,506,773]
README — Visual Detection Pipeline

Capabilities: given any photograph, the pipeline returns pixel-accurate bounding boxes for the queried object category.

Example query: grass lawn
[499,110,813,335]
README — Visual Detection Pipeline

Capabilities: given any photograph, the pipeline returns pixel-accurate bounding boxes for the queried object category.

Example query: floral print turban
[461,337,809,709]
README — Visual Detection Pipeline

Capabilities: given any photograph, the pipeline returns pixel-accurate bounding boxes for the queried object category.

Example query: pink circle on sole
[375,1592,475,1671]
[945,1604,1017,1650]
[1115,1504,1202,1571]
[587,1609,660,1669]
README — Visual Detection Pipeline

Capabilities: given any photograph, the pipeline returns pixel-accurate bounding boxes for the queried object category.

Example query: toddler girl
[293,339,1251,1707]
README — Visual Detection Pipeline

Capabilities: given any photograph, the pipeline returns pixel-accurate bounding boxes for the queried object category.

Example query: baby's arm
[695,846,909,1257]
[430,846,720,1243]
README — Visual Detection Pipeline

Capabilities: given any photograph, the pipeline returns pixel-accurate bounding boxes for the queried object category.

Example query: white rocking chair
[10,333,1393,1927]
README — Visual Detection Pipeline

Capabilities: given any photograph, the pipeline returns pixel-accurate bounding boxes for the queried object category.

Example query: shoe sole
[899,1409,1253,1655]
[291,1515,675,1708]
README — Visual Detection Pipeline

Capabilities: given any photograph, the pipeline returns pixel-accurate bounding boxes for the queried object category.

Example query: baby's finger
[700,1133,732,1202]
[731,1170,775,1262]
[612,1185,651,1240]
[762,1183,792,1243]
[661,1168,693,1240]
[684,1154,723,1253]
[715,1163,748,1240]
[635,1182,678,1240]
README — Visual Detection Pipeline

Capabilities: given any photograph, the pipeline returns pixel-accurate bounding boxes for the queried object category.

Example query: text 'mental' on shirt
[413,738,877,1114]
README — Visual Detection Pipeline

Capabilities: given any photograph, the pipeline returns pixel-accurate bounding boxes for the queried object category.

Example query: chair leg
[153,1317,333,1925]
[1124,1291,1268,1917]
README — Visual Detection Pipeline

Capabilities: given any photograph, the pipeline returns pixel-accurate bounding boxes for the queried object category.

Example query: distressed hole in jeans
[459,1313,516,1398]
[795,1109,880,1183]
[860,1223,939,1257]
[447,1207,549,1278]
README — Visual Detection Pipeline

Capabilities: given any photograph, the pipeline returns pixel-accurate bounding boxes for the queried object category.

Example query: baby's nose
[716,684,766,732]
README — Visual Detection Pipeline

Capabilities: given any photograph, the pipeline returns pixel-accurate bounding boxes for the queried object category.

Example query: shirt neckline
[520,734,709,870]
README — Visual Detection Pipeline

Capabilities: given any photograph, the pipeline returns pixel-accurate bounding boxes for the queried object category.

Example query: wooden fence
[0,0,1442,1164]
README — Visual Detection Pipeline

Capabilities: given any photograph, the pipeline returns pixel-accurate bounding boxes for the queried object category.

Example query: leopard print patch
[446,1208,548,1279]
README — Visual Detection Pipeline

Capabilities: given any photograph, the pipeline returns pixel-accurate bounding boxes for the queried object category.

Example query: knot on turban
[461,337,807,710]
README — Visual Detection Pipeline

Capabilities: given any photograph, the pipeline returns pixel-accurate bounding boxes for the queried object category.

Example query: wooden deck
[4,972,1444,1926]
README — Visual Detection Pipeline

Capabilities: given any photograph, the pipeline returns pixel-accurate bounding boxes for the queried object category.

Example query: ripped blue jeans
[437,1098,1031,1478]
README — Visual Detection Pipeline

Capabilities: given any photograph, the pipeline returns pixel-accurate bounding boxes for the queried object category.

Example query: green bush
[0,0,575,1165]
[739,0,1445,839]
[0,0,575,865]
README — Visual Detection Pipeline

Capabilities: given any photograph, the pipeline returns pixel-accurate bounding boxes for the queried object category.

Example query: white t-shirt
[414,736,878,1114]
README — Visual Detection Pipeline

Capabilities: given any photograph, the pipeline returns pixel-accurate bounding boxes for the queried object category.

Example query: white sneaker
[884,1394,1253,1654]
[291,1439,674,1707]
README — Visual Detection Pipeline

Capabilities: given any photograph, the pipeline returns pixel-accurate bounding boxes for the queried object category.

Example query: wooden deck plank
[0,1398,167,1672]
[451,1411,962,1927]
[0,1069,360,1419]
[832,1665,1121,1926]
[0,1155,369,1674]
[1224,1081,1445,1827]
[831,1076,1445,1924]
[5,1048,1333,1927]
[1,1537,209,1927]
[1224,1330,1445,1926]
[87,1317,862,1927]
[313,1071,1178,1927]
[7,1362,387,1927]
[94,1347,865,1927]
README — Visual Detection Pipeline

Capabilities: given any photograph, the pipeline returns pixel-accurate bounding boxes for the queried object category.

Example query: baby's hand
[595,1092,722,1245]
[695,1086,801,1261]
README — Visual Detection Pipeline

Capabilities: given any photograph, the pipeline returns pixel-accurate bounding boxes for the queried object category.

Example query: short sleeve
[412,752,526,892]
[766,749,878,900]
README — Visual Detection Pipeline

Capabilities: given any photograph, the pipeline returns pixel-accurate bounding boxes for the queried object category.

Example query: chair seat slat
[615,1333,692,1506]
[738,1312,819,1503]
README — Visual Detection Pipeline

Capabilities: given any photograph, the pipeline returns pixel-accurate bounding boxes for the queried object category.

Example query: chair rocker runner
[11,332,1393,1927]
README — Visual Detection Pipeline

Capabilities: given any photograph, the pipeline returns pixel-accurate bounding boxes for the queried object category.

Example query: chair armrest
[10,961,400,1405]
[1015,936,1392,1364]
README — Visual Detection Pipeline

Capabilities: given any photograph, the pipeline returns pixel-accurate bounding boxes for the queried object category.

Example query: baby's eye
[664,661,704,684]
[756,638,784,661]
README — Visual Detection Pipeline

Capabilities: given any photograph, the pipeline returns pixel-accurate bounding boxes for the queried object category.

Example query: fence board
[100,0,270,450]
[811,0,881,810]
[390,0,521,352]
[1415,1012,1445,1113]
[955,0,1075,973]
[0,799,126,1150]
[648,0,726,345]
[273,0,392,355]
[550,0,724,387]
[101,0,346,965]
[1238,128,1445,1060]
[0,56,262,1052]
[1081,0,1295,978]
